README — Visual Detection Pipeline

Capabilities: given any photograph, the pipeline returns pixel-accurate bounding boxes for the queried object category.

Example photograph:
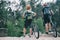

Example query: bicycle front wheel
[34,24,39,39]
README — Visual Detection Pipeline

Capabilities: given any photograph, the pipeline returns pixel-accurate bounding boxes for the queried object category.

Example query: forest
[0,0,60,37]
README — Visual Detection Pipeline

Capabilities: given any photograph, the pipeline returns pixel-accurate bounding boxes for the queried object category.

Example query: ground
[0,34,60,40]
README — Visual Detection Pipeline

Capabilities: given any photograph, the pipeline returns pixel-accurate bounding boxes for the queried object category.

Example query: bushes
[7,17,45,36]
[35,17,45,33]
[7,18,24,37]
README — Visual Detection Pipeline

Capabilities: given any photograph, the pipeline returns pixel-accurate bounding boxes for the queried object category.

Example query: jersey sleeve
[31,11,35,14]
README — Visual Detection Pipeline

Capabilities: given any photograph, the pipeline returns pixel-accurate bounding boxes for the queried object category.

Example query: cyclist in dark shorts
[42,3,54,34]
[22,4,36,37]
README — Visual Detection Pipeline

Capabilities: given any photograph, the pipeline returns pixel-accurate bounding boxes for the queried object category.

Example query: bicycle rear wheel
[52,22,57,37]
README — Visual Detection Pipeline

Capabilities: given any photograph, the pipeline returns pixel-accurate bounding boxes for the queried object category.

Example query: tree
[0,1,7,28]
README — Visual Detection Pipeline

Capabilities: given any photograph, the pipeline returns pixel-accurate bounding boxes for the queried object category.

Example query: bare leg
[45,23,49,34]
[48,23,52,32]
[30,28,32,36]
[23,27,26,36]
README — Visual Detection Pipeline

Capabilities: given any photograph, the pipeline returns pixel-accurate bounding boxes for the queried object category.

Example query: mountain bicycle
[31,19,39,39]
[50,16,57,37]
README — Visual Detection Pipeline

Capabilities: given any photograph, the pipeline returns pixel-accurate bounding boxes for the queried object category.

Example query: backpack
[25,11,33,20]
[44,7,50,14]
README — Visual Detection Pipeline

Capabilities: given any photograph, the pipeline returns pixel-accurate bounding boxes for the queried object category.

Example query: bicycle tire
[52,22,57,37]
[33,24,39,39]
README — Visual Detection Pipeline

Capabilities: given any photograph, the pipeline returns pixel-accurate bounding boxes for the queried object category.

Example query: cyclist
[42,3,54,34]
[22,4,36,37]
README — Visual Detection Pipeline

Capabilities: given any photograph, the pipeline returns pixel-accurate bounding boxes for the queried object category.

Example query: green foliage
[7,18,24,37]
[36,17,45,33]
[0,0,60,36]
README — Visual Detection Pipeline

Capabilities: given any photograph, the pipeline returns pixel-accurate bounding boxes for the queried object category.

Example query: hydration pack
[25,11,33,20]
[44,7,50,14]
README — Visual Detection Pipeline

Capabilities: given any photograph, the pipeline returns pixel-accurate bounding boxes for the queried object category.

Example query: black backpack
[25,11,33,20]
[43,7,50,14]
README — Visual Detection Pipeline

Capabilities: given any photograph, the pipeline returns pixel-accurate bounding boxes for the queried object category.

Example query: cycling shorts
[24,19,32,28]
[43,14,50,24]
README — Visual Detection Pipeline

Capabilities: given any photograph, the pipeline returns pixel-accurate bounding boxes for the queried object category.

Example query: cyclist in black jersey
[42,3,54,34]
